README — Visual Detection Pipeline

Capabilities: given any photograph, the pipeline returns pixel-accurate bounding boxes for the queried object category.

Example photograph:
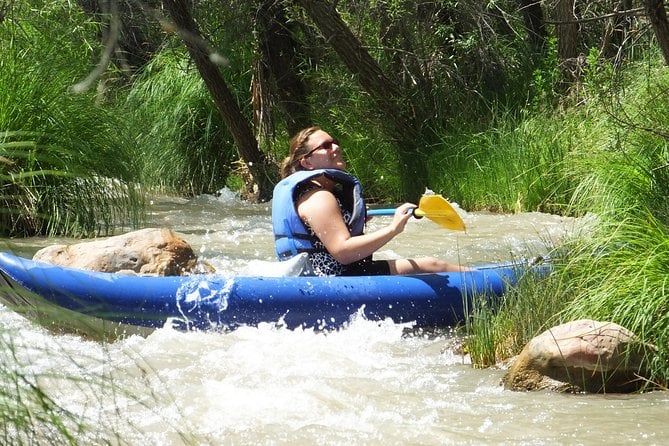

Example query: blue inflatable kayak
[0,251,548,331]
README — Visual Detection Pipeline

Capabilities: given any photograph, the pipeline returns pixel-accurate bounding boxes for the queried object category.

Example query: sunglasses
[303,139,338,158]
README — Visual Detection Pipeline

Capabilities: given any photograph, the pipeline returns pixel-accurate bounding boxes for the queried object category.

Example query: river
[0,191,667,445]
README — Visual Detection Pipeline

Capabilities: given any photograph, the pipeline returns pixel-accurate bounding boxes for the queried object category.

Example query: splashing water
[0,192,665,445]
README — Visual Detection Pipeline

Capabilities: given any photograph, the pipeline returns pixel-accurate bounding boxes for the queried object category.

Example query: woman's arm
[297,188,414,265]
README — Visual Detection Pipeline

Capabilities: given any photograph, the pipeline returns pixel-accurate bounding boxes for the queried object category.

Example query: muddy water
[0,192,666,445]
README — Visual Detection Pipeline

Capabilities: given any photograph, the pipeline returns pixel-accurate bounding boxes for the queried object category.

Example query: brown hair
[279,126,321,178]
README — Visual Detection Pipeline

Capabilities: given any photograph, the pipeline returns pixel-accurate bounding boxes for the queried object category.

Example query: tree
[645,0,669,65]
[292,0,428,200]
[76,0,163,78]
[255,0,311,137]
[553,0,581,85]
[162,0,278,201]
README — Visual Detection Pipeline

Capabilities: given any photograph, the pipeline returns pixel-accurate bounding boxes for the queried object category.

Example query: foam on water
[0,196,666,445]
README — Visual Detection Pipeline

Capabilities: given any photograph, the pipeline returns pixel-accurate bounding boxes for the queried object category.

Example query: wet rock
[503,319,651,393]
[33,228,198,276]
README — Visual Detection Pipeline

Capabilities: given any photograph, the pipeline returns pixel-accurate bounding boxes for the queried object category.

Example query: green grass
[0,1,144,237]
[426,108,611,215]
[559,146,669,387]
[464,57,669,388]
[0,314,204,444]
[465,260,572,368]
[124,50,237,196]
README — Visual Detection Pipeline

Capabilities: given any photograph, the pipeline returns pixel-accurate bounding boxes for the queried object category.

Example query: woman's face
[299,130,346,171]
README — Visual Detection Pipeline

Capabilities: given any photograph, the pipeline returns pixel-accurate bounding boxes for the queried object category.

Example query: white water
[1,192,667,445]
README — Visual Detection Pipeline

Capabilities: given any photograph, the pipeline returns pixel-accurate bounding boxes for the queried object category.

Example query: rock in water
[33,228,198,276]
[503,319,652,393]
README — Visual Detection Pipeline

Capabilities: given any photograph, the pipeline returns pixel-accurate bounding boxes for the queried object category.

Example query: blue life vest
[272,169,366,259]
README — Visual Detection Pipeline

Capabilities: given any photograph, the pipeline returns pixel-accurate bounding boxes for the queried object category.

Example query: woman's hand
[389,203,416,235]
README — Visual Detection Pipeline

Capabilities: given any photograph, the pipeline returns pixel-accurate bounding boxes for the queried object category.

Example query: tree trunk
[255,0,311,137]
[645,0,669,65]
[162,0,278,202]
[554,0,579,61]
[292,0,427,200]
[292,0,412,136]
[552,0,581,87]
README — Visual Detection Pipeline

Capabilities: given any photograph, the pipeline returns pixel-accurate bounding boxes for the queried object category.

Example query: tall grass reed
[464,59,669,388]
[0,1,144,237]
[124,51,236,196]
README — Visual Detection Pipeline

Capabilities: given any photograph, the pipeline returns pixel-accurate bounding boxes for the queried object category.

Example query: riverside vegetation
[1,0,669,441]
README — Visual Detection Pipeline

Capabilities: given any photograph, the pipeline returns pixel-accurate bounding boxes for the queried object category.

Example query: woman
[272,126,469,276]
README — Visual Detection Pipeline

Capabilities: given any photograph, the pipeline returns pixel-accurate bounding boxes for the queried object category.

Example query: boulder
[33,228,198,276]
[503,319,651,393]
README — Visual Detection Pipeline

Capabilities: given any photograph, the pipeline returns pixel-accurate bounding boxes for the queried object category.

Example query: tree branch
[545,7,645,25]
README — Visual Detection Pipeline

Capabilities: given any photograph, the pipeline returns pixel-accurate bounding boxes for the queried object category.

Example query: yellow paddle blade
[414,195,466,231]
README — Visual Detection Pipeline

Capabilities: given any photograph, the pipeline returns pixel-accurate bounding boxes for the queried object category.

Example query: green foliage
[466,269,569,368]
[0,315,201,444]
[0,0,144,237]
[299,66,404,201]
[329,0,538,122]
[583,47,615,98]
[427,109,585,214]
[530,37,561,109]
[333,133,404,203]
[0,338,81,444]
[124,50,235,196]
[465,58,669,388]
[558,69,669,385]
[559,196,669,387]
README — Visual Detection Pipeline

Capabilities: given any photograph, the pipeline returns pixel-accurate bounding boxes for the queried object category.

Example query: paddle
[367,194,466,231]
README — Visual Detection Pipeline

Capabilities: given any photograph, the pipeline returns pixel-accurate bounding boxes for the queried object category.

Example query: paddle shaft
[367,208,426,218]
